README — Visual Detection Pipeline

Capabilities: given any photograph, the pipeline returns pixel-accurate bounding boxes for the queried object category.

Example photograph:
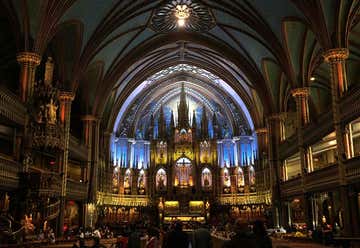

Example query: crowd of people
[70,219,272,248]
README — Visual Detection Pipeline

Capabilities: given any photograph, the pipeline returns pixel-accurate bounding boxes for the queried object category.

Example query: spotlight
[310,76,316,81]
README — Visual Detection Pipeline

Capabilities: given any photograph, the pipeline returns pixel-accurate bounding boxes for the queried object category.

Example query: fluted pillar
[81,115,100,228]
[103,131,112,193]
[255,128,269,191]
[266,114,283,227]
[291,88,313,174]
[291,87,313,229]
[81,115,100,202]
[323,48,351,235]
[16,52,41,102]
[57,91,74,237]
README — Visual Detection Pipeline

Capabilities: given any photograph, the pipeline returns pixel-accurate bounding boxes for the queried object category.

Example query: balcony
[345,157,360,183]
[0,86,26,125]
[304,164,339,191]
[69,135,88,161]
[280,177,302,197]
[279,135,298,160]
[27,169,61,197]
[0,155,21,190]
[340,86,360,123]
[66,178,88,200]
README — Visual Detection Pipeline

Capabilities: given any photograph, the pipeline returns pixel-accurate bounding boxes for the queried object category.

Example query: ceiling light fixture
[175,4,190,27]
[150,0,215,33]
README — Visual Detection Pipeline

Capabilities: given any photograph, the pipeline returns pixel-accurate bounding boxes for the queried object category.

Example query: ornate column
[323,48,351,235]
[292,87,313,229]
[81,115,98,228]
[57,91,75,237]
[16,52,41,102]
[103,131,112,193]
[291,88,312,174]
[255,128,269,191]
[82,115,96,182]
[266,114,283,227]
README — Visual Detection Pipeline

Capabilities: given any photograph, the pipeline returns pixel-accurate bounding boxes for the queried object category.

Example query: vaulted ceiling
[1,0,360,134]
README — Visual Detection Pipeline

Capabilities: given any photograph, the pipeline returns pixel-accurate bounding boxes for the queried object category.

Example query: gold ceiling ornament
[150,0,215,32]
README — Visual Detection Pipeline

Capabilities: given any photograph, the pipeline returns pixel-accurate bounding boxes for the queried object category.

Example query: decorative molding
[291,87,310,98]
[323,48,349,63]
[0,87,26,125]
[255,128,268,135]
[58,91,75,102]
[0,156,20,190]
[218,191,271,205]
[16,52,41,65]
[97,192,150,206]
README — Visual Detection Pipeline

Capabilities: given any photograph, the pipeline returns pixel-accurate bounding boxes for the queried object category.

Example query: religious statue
[237,172,244,187]
[138,175,144,189]
[158,174,165,189]
[223,170,231,187]
[124,176,130,188]
[203,174,210,187]
[36,105,44,123]
[46,99,58,124]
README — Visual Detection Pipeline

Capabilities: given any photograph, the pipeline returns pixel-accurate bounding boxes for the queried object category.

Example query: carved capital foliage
[16,52,41,65]
[58,91,75,103]
[255,128,268,135]
[323,48,349,63]
[291,87,310,98]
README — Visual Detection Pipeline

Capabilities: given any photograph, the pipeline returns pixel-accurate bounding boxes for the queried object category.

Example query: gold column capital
[81,115,97,122]
[58,91,75,102]
[266,113,285,122]
[255,128,268,135]
[323,48,349,63]
[16,52,41,65]
[291,87,310,98]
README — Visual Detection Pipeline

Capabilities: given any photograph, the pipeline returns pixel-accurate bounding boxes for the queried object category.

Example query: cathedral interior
[0,0,360,246]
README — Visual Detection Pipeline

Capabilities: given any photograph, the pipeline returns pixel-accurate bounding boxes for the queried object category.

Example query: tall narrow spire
[148,114,154,140]
[201,105,208,139]
[191,109,196,128]
[177,83,190,129]
[158,104,166,139]
[169,110,175,137]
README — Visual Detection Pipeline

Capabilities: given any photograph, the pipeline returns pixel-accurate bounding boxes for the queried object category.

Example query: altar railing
[97,192,150,206]
[218,191,271,205]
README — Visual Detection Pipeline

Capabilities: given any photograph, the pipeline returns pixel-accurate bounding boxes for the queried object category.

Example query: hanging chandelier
[150,0,215,32]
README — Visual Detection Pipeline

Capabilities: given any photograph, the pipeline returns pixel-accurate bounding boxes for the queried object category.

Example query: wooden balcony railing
[66,178,88,200]
[69,135,88,160]
[340,85,360,123]
[0,86,26,125]
[0,155,21,189]
[345,157,360,183]
[280,177,302,197]
[305,164,339,191]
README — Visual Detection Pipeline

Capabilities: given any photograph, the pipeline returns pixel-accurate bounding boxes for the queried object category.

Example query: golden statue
[46,99,58,124]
